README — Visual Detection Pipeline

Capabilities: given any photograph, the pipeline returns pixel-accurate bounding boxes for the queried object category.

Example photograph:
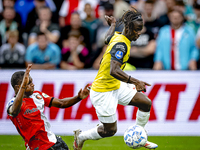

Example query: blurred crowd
[0,0,200,70]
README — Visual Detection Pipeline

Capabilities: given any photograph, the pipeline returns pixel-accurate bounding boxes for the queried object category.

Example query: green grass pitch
[0,135,200,150]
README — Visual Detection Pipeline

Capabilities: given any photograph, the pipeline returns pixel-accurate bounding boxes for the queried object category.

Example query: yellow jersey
[92,32,131,92]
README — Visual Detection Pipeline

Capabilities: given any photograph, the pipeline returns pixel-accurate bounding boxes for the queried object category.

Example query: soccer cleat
[73,129,84,150]
[144,141,158,149]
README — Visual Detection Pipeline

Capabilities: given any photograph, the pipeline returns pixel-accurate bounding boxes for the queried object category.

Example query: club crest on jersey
[42,93,49,98]
[36,94,42,100]
[115,51,123,59]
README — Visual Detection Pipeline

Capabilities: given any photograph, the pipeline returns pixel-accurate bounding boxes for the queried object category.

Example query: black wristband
[127,76,131,83]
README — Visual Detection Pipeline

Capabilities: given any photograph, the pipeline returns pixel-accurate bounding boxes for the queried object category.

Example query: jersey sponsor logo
[24,108,39,115]
[115,51,123,59]
[116,44,125,52]
[36,94,42,100]
[42,93,49,98]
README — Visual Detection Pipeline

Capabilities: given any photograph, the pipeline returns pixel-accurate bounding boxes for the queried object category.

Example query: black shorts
[47,136,69,150]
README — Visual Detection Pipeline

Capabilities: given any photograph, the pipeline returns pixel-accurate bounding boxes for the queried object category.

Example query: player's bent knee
[143,97,151,112]
[104,128,117,137]
[105,129,117,137]
[130,92,151,112]
[136,94,152,112]
[132,92,152,112]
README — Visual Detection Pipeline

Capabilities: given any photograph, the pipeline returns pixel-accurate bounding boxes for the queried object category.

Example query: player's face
[131,30,142,41]
[130,22,143,41]
[25,76,34,96]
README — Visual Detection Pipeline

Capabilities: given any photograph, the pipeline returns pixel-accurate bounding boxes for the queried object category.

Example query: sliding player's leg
[73,120,117,150]
[73,88,119,150]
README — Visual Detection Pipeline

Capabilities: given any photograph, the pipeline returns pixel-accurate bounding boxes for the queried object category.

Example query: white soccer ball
[124,125,148,149]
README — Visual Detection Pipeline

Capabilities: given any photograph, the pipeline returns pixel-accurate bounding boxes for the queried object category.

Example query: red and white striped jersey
[6,91,57,150]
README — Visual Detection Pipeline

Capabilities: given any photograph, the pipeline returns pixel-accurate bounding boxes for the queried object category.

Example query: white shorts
[90,82,137,123]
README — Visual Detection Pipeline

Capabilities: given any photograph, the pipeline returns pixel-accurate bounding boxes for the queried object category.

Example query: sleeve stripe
[105,34,114,44]
[49,97,54,107]
[7,105,13,116]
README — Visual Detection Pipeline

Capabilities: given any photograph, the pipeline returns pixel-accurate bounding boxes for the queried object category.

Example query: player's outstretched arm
[9,64,32,117]
[104,15,116,44]
[51,84,90,108]
[110,60,150,92]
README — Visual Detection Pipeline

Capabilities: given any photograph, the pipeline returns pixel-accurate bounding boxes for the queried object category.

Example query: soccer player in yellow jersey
[73,7,158,150]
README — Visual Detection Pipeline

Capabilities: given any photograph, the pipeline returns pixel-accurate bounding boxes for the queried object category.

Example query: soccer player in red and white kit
[6,64,90,150]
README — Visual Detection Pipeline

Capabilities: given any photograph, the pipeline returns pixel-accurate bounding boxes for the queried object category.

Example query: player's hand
[78,84,91,100]
[21,64,32,88]
[135,81,151,92]
[105,15,116,26]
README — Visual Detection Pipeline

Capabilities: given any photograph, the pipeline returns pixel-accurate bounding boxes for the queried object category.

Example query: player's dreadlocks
[116,7,143,35]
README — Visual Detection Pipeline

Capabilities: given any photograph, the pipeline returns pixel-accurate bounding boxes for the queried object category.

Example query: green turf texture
[0,135,200,150]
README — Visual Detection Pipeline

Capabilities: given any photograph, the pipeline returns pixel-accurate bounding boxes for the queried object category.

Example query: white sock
[79,126,102,141]
[136,109,150,127]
